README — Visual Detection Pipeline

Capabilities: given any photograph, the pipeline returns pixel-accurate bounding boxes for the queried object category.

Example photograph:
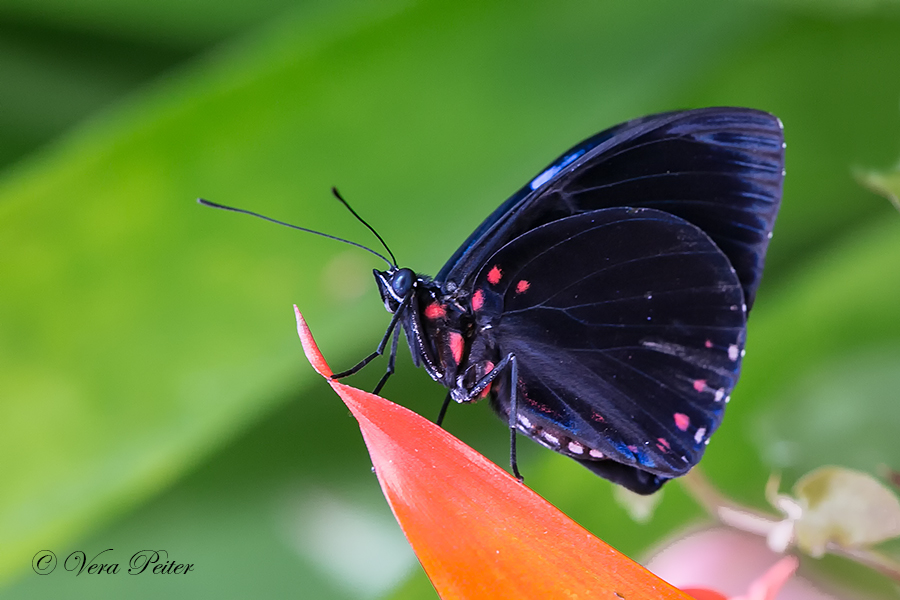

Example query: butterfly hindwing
[471,208,746,491]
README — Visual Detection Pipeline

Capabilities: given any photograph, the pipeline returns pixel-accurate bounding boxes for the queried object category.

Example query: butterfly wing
[472,208,745,494]
[439,107,784,310]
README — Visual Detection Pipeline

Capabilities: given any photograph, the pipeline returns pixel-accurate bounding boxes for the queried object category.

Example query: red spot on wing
[656,437,671,452]
[693,379,707,393]
[449,332,464,365]
[704,339,713,348]
[674,413,690,431]
[487,265,502,285]
[479,383,492,399]
[515,279,530,294]
[425,302,446,320]
[471,289,485,311]
[591,411,604,422]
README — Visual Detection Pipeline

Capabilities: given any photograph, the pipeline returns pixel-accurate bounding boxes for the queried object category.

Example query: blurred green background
[2,0,900,597]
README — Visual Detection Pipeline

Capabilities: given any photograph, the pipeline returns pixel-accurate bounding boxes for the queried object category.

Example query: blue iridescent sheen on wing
[437,107,784,311]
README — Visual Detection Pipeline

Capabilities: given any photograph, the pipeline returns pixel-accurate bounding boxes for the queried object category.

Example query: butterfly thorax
[374,268,500,400]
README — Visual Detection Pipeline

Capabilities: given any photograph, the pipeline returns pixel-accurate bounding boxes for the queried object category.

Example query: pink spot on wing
[515,279,530,294]
[449,332,464,365]
[704,339,713,348]
[424,302,446,320]
[627,445,638,453]
[471,289,485,311]
[591,411,604,422]
[656,437,671,452]
[693,379,707,393]
[487,265,502,285]
[674,413,690,431]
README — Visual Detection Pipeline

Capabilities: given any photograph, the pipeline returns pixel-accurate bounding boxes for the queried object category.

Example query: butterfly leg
[435,390,452,427]
[373,324,401,395]
[332,308,403,380]
[457,352,523,481]
[507,354,522,482]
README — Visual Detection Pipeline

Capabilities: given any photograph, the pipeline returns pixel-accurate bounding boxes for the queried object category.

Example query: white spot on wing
[728,344,740,361]
[568,441,584,455]
[542,432,559,445]
[589,449,604,459]
[694,427,706,444]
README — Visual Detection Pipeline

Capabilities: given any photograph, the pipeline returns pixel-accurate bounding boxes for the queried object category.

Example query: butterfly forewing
[438,108,783,311]
[471,208,745,491]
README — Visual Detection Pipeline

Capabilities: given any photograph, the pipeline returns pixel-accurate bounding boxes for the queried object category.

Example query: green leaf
[0,0,415,582]
[793,466,900,557]
[857,165,900,213]
[0,0,323,47]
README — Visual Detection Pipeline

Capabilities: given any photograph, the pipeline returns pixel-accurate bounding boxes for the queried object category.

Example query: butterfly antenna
[197,198,394,267]
[331,187,397,267]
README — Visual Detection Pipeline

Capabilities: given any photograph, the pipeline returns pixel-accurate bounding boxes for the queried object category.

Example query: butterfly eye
[391,268,415,297]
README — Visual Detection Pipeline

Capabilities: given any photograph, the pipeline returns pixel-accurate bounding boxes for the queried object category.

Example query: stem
[681,468,778,528]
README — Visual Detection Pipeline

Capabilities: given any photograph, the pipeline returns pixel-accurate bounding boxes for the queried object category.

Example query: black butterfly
[200,107,784,494]
[335,107,784,494]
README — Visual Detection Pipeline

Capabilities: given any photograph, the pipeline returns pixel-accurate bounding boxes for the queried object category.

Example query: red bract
[294,306,694,600]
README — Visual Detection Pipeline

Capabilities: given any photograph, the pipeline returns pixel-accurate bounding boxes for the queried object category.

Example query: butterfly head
[374,267,416,313]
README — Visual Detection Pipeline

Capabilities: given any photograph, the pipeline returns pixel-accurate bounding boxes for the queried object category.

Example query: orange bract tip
[293,305,333,377]
[294,306,695,600]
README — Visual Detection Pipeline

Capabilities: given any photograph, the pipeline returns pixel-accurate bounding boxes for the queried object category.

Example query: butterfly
[201,107,784,494]
[333,107,784,494]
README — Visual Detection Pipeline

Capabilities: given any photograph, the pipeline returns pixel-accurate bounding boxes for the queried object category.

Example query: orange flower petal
[294,306,694,600]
